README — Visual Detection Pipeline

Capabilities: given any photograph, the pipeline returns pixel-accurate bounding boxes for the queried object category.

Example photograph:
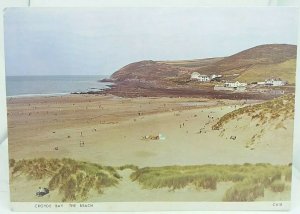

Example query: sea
[5,75,112,97]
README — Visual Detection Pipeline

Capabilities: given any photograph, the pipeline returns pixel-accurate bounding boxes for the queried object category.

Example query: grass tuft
[223,180,264,201]
[270,181,285,192]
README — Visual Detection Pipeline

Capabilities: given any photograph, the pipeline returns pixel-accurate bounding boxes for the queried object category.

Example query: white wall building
[210,74,222,81]
[198,75,210,82]
[191,72,201,79]
[214,81,247,91]
[190,72,210,82]
[265,78,286,86]
[224,81,247,88]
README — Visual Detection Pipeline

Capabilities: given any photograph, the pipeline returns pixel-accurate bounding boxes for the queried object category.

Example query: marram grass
[9,158,291,202]
[212,94,295,130]
[130,163,292,201]
[10,158,121,202]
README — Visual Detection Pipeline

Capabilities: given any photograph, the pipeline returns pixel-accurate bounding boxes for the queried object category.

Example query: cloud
[4,7,298,76]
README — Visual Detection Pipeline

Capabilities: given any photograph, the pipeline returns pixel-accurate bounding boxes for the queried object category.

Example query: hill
[111,60,188,82]
[159,57,224,68]
[110,44,296,84]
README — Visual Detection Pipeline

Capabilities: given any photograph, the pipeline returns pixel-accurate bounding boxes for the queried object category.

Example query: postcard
[4,7,297,211]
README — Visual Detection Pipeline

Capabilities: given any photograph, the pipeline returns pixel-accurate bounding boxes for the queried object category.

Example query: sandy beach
[7,94,293,202]
[7,94,292,166]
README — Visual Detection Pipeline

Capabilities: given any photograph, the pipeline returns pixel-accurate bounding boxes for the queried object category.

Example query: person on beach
[80,140,85,147]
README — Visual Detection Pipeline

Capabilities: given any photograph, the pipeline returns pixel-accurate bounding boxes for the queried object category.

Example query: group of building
[256,78,287,87]
[190,72,287,92]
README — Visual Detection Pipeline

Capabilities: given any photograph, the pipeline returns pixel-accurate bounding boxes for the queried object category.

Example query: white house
[265,78,286,86]
[191,72,201,79]
[190,72,210,82]
[224,81,247,88]
[214,81,247,91]
[210,74,222,81]
[198,75,210,82]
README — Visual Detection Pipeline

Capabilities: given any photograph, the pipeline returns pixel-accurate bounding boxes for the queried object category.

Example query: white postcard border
[11,201,290,212]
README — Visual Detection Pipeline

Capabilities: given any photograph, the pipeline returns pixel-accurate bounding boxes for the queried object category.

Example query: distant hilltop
[110,44,297,84]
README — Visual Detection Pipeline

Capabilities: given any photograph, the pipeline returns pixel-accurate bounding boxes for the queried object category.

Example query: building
[198,75,210,82]
[214,81,247,91]
[190,72,222,82]
[224,81,247,88]
[190,72,201,79]
[210,74,222,81]
[190,72,210,82]
[265,78,286,86]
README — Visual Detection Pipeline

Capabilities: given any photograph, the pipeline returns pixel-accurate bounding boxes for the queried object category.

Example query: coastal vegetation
[130,163,291,201]
[212,94,295,131]
[9,158,291,202]
[10,158,121,201]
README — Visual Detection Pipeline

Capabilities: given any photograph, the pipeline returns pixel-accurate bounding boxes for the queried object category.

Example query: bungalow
[190,72,201,79]
[265,78,286,86]
[214,81,247,91]
[224,81,247,88]
[190,72,210,82]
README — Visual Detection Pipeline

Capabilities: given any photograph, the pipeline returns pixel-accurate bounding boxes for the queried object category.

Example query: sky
[4,7,299,76]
